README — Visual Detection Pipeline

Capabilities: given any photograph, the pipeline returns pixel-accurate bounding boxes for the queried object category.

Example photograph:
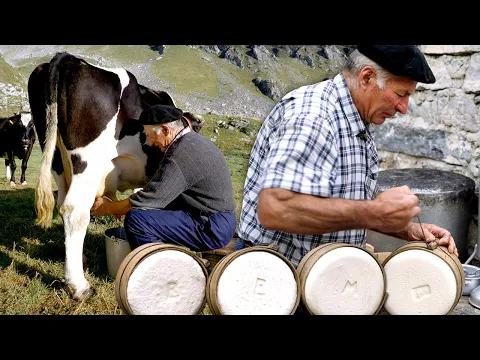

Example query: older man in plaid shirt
[237,45,459,268]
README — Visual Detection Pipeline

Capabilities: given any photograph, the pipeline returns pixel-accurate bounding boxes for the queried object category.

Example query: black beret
[356,45,436,84]
[138,104,184,125]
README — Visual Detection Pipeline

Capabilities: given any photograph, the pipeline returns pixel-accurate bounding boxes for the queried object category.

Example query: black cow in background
[0,111,36,186]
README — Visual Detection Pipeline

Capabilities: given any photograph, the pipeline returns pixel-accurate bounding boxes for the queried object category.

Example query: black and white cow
[0,111,36,186]
[28,52,204,301]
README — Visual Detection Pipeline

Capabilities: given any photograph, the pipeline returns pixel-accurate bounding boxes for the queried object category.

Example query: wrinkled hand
[90,197,122,220]
[406,222,459,257]
[90,197,109,216]
[373,186,421,233]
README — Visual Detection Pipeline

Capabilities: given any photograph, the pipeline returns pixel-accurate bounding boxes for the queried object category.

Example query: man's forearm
[107,198,133,216]
[257,188,380,235]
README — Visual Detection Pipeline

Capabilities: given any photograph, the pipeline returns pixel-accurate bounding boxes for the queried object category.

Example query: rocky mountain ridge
[0,45,355,119]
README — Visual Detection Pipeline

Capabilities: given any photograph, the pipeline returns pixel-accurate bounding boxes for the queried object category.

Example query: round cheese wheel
[215,251,298,315]
[126,249,207,315]
[383,249,457,315]
[303,247,385,315]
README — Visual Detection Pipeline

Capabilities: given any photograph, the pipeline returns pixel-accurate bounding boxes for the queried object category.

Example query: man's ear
[161,124,170,135]
[359,65,376,88]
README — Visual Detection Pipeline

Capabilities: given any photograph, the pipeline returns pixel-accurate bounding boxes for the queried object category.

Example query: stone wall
[374,45,480,260]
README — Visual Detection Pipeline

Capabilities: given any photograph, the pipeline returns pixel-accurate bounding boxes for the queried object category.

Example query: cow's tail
[35,53,64,229]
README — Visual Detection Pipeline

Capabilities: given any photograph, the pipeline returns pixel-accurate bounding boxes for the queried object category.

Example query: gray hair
[343,49,400,90]
[149,119,185,134]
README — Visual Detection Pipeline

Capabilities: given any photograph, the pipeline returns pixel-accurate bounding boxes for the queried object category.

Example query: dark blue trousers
[124,208,237,252]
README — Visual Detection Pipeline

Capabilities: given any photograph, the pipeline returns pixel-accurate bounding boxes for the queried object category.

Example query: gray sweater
[129,131,236,215]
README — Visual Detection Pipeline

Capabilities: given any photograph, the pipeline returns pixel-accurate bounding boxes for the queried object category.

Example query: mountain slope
[0,45,353,119]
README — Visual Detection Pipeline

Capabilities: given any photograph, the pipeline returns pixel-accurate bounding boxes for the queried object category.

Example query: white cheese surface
[216,251,298,315]
[304,247,385,315]
[383,249,457,315]
[126,250,206,315]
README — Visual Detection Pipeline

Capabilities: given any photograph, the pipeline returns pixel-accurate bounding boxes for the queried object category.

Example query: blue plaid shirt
[238,73,379,267]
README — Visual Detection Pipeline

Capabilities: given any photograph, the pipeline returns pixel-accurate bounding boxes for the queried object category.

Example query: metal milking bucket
[366,168,476,264]
[104,227,132,279]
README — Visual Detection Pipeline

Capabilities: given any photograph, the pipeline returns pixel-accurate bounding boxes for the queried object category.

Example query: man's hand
[406,222,459,257]
[372,186,421,233]
[91,197,111,217]
[91,197,131,221]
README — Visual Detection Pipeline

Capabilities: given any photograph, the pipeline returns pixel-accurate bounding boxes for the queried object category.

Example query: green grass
[151,46,221,97]
[0,56,25,87]
[66,45,156,65]
[0,114,260,314]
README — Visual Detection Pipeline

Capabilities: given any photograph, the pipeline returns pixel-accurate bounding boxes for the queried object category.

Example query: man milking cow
[30,51,232,301]
[90,104,237,253]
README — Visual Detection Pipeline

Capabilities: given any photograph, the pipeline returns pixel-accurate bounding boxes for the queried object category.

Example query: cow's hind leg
[54,168,88,268]
[61,187,97,300]
[6,154,16,187]
[60,133,119,301]
[60,163,109,301]
[5,159,11,180]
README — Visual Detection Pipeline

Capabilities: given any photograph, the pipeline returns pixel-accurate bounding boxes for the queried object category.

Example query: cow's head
[18,112,35,151]
[183,112,204,133]
[3,112,36,151]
